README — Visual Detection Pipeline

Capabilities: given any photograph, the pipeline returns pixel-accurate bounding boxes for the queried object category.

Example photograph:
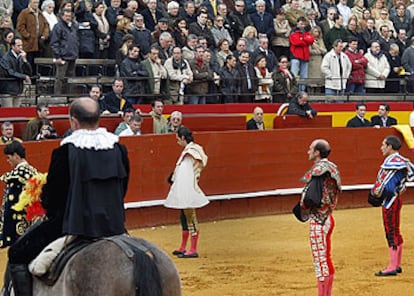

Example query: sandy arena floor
[0,205,413,295]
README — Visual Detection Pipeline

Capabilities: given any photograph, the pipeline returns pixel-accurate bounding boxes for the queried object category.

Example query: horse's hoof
[178,252,199,258]
[172,250,185,256]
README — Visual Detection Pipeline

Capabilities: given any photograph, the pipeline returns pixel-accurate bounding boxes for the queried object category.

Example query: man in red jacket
[344,37,368,94]
[289,16,315,91]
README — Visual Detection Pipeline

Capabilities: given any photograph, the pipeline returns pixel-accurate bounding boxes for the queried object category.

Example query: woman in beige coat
[271,9,291,60]
[308,26,327,93]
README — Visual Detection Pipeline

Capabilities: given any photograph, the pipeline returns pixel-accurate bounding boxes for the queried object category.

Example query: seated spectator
[88,84,109,114]
[364,41,390,93]
[1,122,22,144]
[102,79,134,114]
[321,39,352,96]
[119,114,143,136]
[119,44,149,105]
[22,103,50,141]
[273,55,299,102]
[149,99,168,134]
[371,104,398,127]
[286,91,317,118]
[35,119,59,141]
[246,106,265,130]
[167,111,183,133]
[254,55,273,102]
[346,102,372,127]
[114,108,135,135]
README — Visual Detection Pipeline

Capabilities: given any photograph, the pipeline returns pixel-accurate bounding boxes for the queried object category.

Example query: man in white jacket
[364,41,391,93]
[321,39,352,96]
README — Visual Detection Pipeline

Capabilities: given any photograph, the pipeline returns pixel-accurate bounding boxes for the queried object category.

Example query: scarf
[172,58,188,71]
[257,66,267,92]
[93,12,110,50]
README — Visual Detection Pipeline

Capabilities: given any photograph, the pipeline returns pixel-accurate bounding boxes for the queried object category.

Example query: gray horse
[4,237,182,296]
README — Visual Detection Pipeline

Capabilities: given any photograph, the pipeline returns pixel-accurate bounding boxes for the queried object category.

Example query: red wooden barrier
[273,115,332,128]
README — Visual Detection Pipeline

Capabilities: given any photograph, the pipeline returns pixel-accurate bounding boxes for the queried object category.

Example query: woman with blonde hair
[351,0,365,21]
[112,17,131,57]
[371,0,386,20]
[376,9,396,37]
[242,25,259,52]
[308,26,326,93]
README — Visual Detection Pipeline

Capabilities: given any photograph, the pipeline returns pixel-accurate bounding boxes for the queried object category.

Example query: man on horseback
[7,97,130,296]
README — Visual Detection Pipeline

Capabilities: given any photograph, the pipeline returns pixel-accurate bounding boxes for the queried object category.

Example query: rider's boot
[9,264,32,296]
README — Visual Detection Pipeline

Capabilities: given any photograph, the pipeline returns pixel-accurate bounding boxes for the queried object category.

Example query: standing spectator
[189,10,214,49]
[361,18,380,50]
[336,0,352,25]
[153,32,173,64]
[250,0,275,40]
[376,9,396,38]
[102,79,134,114]
[74,0,97,59]
[149,99,168,134]
[385,44,402,93]
[345,18,366,52]
[252,36,277,72]
[167,111,183,133]
[119,44,148,105]
[119,114,143,136]
[0,141,38,248]
[0,1,13,21]
[228,0,253,42]
[115,33,134,67]
[166,1,181,28]
[370,104,398,127]
[92,1,111,59]
[369,136,414,276]
[164,47,193,104]
[106,0,123,59]
[204,49,221,104]
[319,7,336,36]
[289,16,315,91]
[378,25,395,52]
[50,9,79,95]
[323,14,350,51]
[1,122,23,144]
[305,8,319,29]
[181,1,197,25]
[141,46,169,103]
[308,26,327,93]
[351,0,365,21]
[246,106,265,130]
[319,0,336,20]
[273,55,299,102]
[187,45,212,104]
[215,39,232,68]
[235,50,257,102]
[165,126,209,258]
[211,15,233,48]
[371,0,385,20]
[0,37,32,107]
[285,0,306,28]
[286,91,317,118]
[391,4,411,38]
[41,0,58,31]
[395,29,408,57]
[172,18,189,49]
[112,17,132,60]
[294,139,340,296]
[242,26,259,53]
[219,54,239,103]
[22,102,49,141]
[401,37,414,93]
[130,14,152,56]
[364,41,390,93]
[272,9,291,60]
[0,29,14,56]
[151,18,172,42]
[182,34,198,62]
[16,0,50,69]
[141,0,163,32]
[345,37,368,94]
[359,9,371,31]
[254,55,273,102]
[346,102,372,127]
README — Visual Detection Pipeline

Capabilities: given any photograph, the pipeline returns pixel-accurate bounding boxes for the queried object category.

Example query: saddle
[36,235,155,288]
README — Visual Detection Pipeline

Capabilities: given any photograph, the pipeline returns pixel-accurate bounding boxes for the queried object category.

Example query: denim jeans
[325,88,345,96]
[188,95,206,104]
[346,83,366,94]
[290,59,308,91]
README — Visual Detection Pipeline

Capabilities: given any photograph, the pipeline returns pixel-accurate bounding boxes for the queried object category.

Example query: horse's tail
[134,248,162,296]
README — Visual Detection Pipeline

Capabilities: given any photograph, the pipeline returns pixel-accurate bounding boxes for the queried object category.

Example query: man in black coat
[103,78,135,114]
[346,102,372,128]
[0,37,31,107]
[188,10,215,50]
[371,104,398,127]
[247,107,265,130]
[8,97,130,296]
[234,50,257,103]
[286,91,317,118]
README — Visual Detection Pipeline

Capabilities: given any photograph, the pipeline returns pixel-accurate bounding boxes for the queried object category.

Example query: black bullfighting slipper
[395,267,402,273]
[178,252,199,258]
[172,250,185,256]
[375,270,397,276]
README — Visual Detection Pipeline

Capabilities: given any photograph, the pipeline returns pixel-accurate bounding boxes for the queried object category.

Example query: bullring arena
[0,103,414,295]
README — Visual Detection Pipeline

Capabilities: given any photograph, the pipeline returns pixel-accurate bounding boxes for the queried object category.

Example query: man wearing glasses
[228,0,253,41]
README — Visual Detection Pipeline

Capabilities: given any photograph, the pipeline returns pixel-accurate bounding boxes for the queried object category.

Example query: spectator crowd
[1,0,414,106]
